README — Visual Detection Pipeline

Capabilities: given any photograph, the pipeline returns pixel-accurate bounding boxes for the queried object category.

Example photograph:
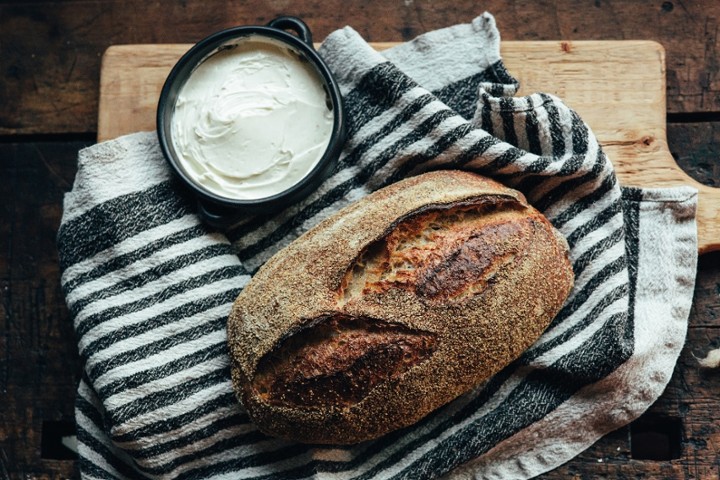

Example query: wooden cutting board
[98,41,719,253]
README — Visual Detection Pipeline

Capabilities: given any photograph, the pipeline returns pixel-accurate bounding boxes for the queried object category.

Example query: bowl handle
[267,16,313,46]
[196,200,242,229]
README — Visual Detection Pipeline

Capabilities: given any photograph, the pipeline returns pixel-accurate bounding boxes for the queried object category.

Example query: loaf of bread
[227,170,574,444]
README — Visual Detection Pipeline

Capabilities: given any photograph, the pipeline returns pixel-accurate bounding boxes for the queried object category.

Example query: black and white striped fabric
[57,13,698,479]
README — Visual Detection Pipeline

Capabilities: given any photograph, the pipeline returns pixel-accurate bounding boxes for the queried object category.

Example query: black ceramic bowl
[157,16,345,227]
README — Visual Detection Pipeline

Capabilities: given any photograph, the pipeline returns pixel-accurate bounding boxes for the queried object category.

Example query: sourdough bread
[227,170,574,444]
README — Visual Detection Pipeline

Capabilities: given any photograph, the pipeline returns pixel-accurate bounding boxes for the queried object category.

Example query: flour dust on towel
[57,12,697,480]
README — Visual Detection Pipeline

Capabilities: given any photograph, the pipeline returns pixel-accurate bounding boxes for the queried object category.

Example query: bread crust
[227,170,574,444]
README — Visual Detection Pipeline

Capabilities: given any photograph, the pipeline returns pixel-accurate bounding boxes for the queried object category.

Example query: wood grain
[540,251,720,479]
[1,2,719,478]
[669,122,720,188]
[0,141,85,479]
[97,41,720,253]
[2,0,720,136]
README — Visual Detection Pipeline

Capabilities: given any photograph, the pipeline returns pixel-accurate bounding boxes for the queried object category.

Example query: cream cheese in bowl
[171,37,334,200]
[157,16,345,226]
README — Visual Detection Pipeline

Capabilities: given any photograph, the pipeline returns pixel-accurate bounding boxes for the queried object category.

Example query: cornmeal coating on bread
[228,170,574,444]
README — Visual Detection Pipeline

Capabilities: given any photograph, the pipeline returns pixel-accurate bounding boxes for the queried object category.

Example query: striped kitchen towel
[57,13,698,479]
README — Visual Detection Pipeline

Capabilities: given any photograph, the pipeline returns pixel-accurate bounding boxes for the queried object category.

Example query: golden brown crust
[227,170,574,444]
[252,314,438,409]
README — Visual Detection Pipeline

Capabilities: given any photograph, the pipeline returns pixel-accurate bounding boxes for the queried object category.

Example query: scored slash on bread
[227,170,574,444]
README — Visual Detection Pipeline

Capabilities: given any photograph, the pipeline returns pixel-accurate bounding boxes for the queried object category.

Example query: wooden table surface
[1,1,719,478]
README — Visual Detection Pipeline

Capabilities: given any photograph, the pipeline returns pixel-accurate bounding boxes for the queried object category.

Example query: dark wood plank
[1,0,720,135]
[0,135,718,477]
[669,122,720,188]
[0,140,86,478]
[1,1,719,475]
[540,251,720,479]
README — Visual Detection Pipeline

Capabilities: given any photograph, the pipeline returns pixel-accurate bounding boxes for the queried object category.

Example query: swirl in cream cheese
[171,36,334,200]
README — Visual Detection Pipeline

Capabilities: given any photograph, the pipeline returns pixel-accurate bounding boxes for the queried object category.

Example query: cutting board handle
[679,176,719,255]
